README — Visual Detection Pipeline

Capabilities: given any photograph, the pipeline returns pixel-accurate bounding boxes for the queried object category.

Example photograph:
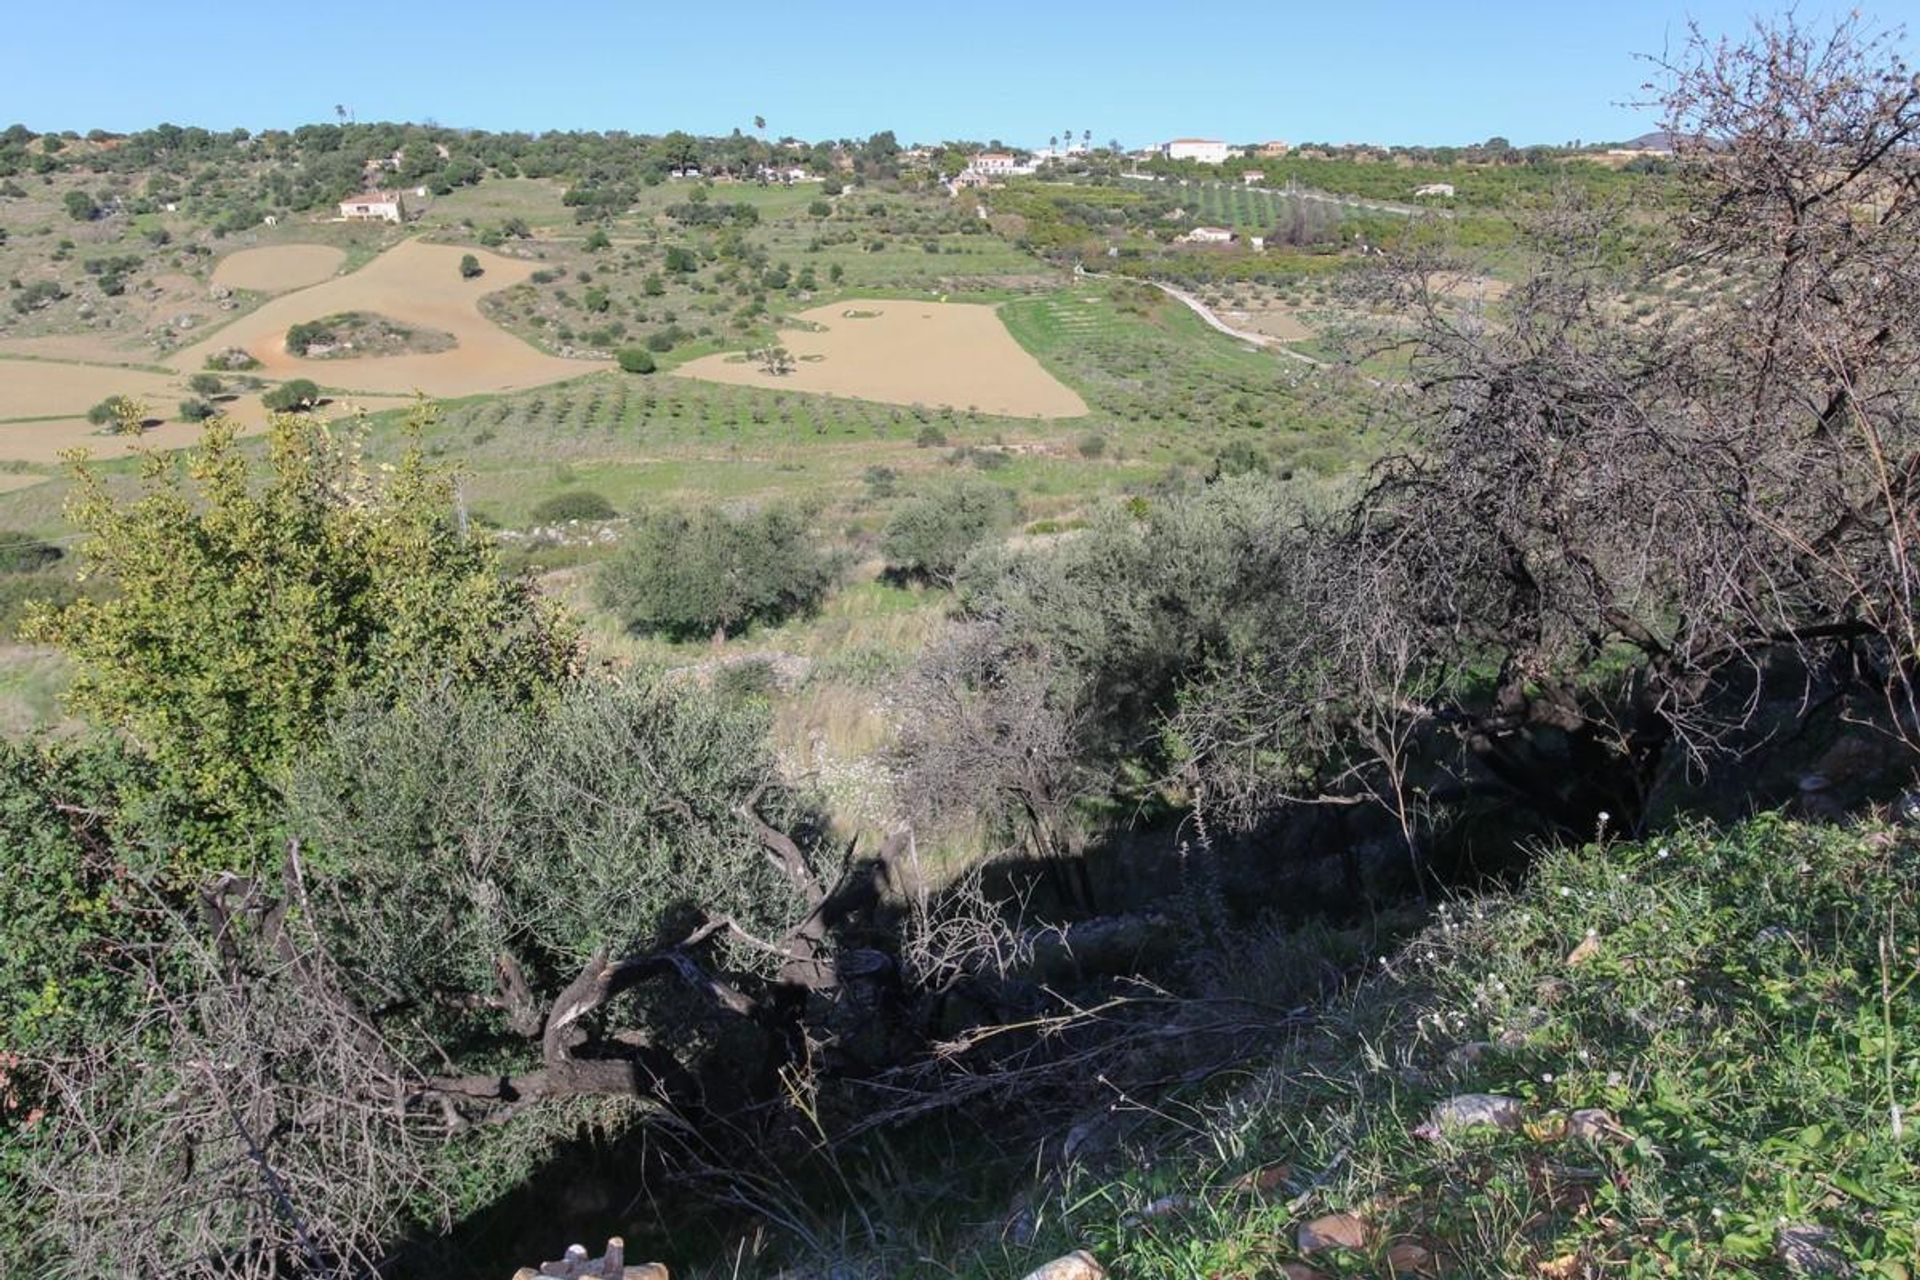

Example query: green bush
[177,397,216,422]
[0,530,61,575]
[458,253,483,279]
[880,477,1017,585]
[531,490,616,523]
[596,504,835,642]
[617,347,656,374]
[261,379,320,412]
[187,372,223,397]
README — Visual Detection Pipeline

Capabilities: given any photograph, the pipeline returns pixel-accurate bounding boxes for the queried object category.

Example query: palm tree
[1049,135,1059,151]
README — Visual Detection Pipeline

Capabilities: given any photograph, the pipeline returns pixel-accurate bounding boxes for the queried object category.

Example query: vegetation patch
[284,311,456,359]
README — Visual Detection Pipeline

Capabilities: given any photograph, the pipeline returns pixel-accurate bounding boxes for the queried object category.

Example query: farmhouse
[1413,182,1456,198]
[1242,171,1265,185]
[1181,226,1235,244]
[338,190,406,223]
[1258,140,1292,157]
[1162,138,1230,164]
[970,151,1023,176]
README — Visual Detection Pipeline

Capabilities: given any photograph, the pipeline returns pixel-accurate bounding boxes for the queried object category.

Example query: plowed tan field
[211,244,347,292]
[675,299,1088,419]
[174,239,603,396]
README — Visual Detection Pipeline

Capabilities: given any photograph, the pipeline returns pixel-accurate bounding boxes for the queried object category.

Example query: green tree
[665,244,698,274]
[616,347,656,374]
[458,252,483,279]
[62,190,98,221]
[26,411,579,859]
[881,477,1017,586]
[261,378,320,411]
[596,504,834,643]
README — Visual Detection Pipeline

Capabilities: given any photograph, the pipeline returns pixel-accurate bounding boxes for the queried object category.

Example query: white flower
[1542,1072,1555,1083]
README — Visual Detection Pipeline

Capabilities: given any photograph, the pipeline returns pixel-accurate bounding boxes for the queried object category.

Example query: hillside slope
[947,816,1918,1279]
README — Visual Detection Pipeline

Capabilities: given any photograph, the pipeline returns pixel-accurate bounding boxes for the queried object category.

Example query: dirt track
[675,298,1087,419]
[173,239,603,397]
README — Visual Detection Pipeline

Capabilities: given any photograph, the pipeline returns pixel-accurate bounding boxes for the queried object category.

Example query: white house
[338,190,406,223]
[1413,182,1456,198]
[1161,138,1230,164]
[971,151,1022,176]
[1181,226,1236,244]
[1242,170,1265,186]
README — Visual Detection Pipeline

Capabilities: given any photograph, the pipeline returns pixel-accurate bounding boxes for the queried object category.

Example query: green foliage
[596,503,834,641]
[176,397,216,422]
[583,226,611,252]
[83,394,141,428]
[0,530,61,575]
[25,412,579,860]
[1002,817,1920,1279]
[616,347,656,374]
[664,244,698,274]
[530,489,616,523]
[287,679,809,1044]
[459,252,483,279]
[261,378,320,412]
[880,477,1017,585]
[61,189,98,221]
[285,318,336,355]
[186,372,223,397]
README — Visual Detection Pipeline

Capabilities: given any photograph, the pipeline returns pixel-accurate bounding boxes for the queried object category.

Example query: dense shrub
[617,347,656,374]
[0,530,61,574]
[596,504,834,642]
[531,489,616,523]
[881,477,1017,585]
[261,378,320,411]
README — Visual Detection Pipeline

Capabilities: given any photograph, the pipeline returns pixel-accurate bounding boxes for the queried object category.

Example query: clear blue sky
[3,1,1911,148]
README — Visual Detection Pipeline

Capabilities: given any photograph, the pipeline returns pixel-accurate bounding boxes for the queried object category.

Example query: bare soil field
[0,335,158,364]
[0,392,414,464]
[675,299,1089,419]
[173,240,603,396]
[211,244,348,293]
[0,360,184,421]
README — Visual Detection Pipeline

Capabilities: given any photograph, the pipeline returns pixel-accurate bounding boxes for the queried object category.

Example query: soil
[172,239,605,397]
[674,298,1089,419]
[211,244,348,293]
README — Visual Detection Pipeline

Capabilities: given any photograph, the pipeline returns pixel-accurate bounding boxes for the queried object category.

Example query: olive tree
[596,504,834,643]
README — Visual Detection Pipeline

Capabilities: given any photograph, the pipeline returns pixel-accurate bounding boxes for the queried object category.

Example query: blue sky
[3,1,1911,147]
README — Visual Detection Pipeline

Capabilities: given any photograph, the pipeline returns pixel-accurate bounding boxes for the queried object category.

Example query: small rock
[1775,1224,1851,1276]
[1564,930,1601,966]
[1123,1194,1194,1224]
[1387,1242,1433,1274]
[1297,1212,1368,1255]
[1019,1250,1105,1280]
[1416,1093,1523,1139]
[1566,1108,1621,1143]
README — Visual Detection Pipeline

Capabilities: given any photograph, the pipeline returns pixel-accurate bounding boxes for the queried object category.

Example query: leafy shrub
[531,490,616,523]
[881,477,1017,585]
[597,504,835,642]
[261,379,320,412]
[617,348,656,374]
[915,424,947,448]
[177,397,217,422]
[0,530,61,575]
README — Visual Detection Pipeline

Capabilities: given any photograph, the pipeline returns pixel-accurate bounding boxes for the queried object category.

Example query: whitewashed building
[1181,225,1236,244]
[338,189,406,222]
[1161,138,1230,164]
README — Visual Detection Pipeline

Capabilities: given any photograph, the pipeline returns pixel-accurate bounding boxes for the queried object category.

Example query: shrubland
[0,14,1915,1280]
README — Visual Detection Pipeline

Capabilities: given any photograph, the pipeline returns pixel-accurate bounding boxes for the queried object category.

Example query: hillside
[925,815,1918,1279]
